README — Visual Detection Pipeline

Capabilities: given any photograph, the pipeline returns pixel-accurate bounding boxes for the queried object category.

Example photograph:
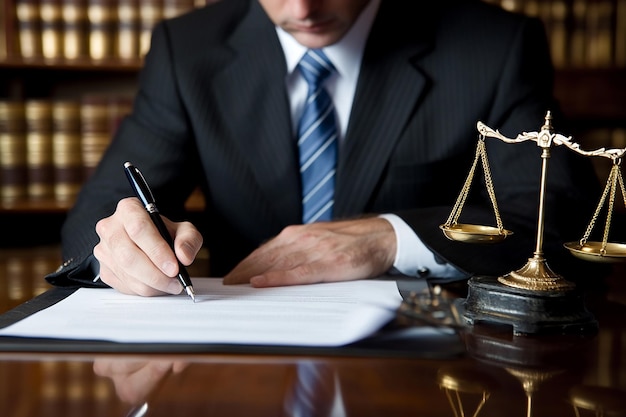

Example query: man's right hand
[93,197,204,296]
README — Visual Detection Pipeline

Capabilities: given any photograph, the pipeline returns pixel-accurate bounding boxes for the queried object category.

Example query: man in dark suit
[47,0,605,295]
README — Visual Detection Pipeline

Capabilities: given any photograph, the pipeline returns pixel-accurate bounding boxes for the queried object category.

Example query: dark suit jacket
[47,0,608,287]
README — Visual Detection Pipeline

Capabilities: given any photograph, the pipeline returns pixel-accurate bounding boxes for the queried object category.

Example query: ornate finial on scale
[448,111,626,334]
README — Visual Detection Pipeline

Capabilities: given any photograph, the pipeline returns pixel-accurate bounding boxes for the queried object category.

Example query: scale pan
[564,241,626,263]
[439,224,512,243]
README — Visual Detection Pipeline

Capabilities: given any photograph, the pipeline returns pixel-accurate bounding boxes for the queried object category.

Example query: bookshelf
[481,1,626,139]
[0,0,625,245]
[0,0,208,236]
[491,0,626,194]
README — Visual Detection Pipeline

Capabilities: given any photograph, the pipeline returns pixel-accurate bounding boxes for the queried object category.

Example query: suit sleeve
[46,21,201,287]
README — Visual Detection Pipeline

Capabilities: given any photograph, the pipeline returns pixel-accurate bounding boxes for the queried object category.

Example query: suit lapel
[212,1,302,226]
[335,4,434,217]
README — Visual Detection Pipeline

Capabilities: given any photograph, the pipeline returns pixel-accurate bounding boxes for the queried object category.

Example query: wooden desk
[0,246,625,417]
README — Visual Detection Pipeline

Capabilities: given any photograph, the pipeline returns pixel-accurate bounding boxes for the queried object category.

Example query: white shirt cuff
[379,213,465,278]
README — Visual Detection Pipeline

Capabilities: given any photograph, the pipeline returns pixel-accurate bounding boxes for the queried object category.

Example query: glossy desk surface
[0,246,625,417]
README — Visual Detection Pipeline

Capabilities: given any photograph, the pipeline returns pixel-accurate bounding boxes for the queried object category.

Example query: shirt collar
[276,0,381,79]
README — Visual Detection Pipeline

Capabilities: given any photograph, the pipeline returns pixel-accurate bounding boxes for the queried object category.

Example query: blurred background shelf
[0,0,624,243]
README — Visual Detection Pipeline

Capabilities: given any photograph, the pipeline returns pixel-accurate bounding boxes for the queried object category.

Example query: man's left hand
[223,217,396,287]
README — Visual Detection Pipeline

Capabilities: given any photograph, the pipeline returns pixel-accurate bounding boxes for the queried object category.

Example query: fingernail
[167,279,182,294]
[162,261,177,277]
[250,276,266,287]
[182,242,195,259]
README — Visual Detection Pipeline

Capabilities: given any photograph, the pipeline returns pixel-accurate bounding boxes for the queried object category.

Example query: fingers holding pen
[165,216,204,267]
[94,237,176,297]
[94,199,178,296]
[94,198,201,296]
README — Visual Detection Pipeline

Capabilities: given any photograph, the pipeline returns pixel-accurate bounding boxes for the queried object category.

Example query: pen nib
[185,286,196,303]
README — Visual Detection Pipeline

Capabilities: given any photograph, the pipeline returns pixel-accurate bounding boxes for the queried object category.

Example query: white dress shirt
[275,0,464,279]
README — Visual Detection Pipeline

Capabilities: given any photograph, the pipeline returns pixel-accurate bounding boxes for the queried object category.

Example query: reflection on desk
[0,247,624,416]
[1,342,625,417]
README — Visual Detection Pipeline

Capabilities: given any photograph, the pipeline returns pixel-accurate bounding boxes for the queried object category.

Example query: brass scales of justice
[440,111,626,335]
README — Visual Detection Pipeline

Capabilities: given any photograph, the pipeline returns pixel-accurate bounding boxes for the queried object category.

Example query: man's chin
[289,31,342,49]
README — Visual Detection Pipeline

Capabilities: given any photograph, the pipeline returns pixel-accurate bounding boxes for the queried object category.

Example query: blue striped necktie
[297,49,337,223]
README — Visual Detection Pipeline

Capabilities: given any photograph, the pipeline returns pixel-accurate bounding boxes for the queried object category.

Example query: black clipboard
[0,278,466,358]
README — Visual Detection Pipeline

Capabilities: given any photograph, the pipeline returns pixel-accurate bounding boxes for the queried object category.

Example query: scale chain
[444,137,505,233]
[480,139,505,231]
[445,138,482,226]
[579,164,626,254]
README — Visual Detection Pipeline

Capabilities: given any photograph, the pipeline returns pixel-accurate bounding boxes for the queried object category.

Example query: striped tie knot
[298,49,335,89]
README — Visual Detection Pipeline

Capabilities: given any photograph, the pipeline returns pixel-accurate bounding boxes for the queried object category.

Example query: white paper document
[0,279,403,347]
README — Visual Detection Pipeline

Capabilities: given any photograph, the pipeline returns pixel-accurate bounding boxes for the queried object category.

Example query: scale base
[460,275,598,335]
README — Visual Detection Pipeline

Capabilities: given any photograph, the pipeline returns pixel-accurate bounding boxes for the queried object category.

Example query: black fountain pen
[124,161,196,302]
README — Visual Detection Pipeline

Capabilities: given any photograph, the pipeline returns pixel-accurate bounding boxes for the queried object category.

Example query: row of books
[0,96,132,205]
[1,0,625,68]
[2,0,218,62]
[484,0,626,68]
[0,246,56,312]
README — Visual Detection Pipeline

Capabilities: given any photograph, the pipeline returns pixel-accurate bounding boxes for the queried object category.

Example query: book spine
[30,248,59,296]
[549,0,568,68]
[3,0,20,58]
[617,0,626,66]
[0,100,28,205]
[87,0,116,60]
[499,0,526,13]
[40,0,64,60]
[6,256,33,308]
[570,0,588,67]
[117,0,139,61]
[522,0,540,17]
[62,0,88,60]
[585,0,614,68]
[0,0,7,59]
[0,252,6,315]
[0,247,56,314]
[15,0,42,59]
[25,99,55,201]
[52,100,82,204]
[80,94,110,179]
[139,0,162,57]
[162,0,195,19]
